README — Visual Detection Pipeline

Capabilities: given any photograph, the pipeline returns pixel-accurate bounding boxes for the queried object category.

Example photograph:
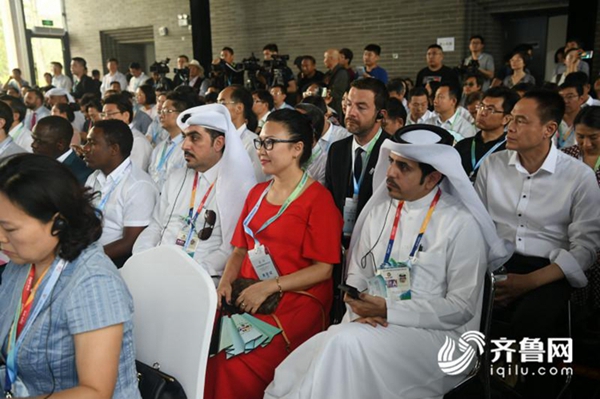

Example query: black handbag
[136,360,187,399]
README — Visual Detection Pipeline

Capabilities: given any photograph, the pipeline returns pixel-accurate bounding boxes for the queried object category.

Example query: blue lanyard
[557,126,574,149]
[243,172,308,246]
[353,130,381,196]
[470,137,506,175]
[4,259,68,396]
[156,136,182,171]
[0,137,14,155]
[96,163,131,211]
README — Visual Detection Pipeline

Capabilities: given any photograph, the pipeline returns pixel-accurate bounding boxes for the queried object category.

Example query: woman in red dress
[205,109,343,399]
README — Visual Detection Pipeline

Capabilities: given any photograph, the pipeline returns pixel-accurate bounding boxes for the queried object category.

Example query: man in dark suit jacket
[31,116,92,185]
[325,78,390,238]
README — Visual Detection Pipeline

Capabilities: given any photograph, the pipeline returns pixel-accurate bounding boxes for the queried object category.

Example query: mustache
[184,151,195,159]
[386,178,399,189]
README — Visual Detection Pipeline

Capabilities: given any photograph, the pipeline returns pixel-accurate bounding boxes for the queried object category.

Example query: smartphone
[338,283,361,300]
[320,88,328,97]
[580,51,594,60]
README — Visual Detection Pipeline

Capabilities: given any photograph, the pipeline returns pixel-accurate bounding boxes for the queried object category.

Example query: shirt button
[527,177,531,180]
[523,195,526,198]
[518,213,522,217]
[518,238,522,241]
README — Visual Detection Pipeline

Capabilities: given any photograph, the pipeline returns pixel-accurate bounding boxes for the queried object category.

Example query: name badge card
[343,197,358,236]
[175,222,199,256]
[248,245,279,280]
[377,261,412,302]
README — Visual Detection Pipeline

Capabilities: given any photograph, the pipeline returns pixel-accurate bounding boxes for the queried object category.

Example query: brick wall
[65,0,193,76]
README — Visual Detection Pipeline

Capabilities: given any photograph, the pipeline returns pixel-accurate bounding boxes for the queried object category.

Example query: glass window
[23,0,64,29]
[0,10,8,83]
[30,37,63,86]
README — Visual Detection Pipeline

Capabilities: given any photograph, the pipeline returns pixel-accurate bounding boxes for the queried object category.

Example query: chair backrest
[120,245,217,399]
[480,271,494,336]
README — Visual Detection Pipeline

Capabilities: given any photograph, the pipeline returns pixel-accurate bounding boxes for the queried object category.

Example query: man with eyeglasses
[455,86,520,182]
[459,73,482,107]
[133,104,256,282]
[462,35,494,90]
[147,92,192,190]
[102,94,153,171]
[555,82,586,149]
[251,89,274,133]
[217,85,266,182]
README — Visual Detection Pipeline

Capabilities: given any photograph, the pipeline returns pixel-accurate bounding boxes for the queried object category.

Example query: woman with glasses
[0,154,141,398]
[206,109,342,399]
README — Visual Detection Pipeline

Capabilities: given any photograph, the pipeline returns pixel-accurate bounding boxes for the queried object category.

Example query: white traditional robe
[265,188,488,399]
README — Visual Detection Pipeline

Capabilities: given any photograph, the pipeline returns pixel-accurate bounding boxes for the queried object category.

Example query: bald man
[324,49,350,117]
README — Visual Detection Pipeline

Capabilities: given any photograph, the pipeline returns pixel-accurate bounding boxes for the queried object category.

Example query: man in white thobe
[265,124,511,399]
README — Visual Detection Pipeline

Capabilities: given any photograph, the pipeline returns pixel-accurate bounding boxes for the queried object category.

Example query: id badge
[175,223,199,256]
[248,245,279,280]
[377,262,412,302]
[343,197,358,236]
[367,274,387,298]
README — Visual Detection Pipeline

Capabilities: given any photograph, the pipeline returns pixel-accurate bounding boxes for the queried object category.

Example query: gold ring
[240,302,245,308]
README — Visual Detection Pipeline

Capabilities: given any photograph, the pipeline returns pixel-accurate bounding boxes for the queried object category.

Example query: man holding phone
[266,125,511,399]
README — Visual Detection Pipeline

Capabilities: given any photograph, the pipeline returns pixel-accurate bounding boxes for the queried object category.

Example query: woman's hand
[216,280,233,309]
[235,280,278,314]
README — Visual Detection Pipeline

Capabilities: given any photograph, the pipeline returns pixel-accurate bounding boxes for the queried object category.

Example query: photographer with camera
[211,47,244,89]
[260,43,297,101]
[173,55,190,87]
[462,35,494,90]
[149,59,174,92]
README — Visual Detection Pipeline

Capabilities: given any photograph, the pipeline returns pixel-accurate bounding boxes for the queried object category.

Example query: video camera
[454,59,480,80]
[263,54,290,70]
[149,58,170,75]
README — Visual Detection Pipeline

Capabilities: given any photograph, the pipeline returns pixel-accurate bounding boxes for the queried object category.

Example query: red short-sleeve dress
[204,180,343,399]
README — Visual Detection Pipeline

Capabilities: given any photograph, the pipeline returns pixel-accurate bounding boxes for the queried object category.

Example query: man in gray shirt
[463,35,494,91]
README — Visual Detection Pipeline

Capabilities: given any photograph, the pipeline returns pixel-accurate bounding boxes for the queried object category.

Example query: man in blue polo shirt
[359,44,388,84]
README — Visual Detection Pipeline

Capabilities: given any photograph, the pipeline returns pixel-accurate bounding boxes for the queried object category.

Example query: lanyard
[304,144,323,169]
[243,172,309,246]
[0,137,13,156]
[382,188,442,266]
[595,156,600,172]
[9,124,25,142]
[470,137,506,176]
[558,126,574,148]
[96,163,131,211]
[184,173,216,249]
[353,130,381,196]
[4,259,68,397]
[156,135,182,171]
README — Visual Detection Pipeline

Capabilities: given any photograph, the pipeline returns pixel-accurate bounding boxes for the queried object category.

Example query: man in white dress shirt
[217,85,266,182]
[100,58,128,95]
[102,94,153,171]
[83,119,158,267]
[50,61,72,92]
[127,62,150,93]
[475,89,600,398]
[266,125,511,399]
[147,92,190,190]
[425,82,476,142]
[406,87,433,125]
[251,89,273,133]
[0,95,33,152]
[133,104,256,279]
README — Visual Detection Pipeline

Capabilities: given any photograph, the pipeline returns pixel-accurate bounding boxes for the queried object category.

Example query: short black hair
[351,78,389,111]
[229,85,258,132]
[0,101,14,130]
[364,44,381,55]
[0,95,27,122]
[465,91,484,107]
[72,57,87,68]
[339,48,354,64]
[386,78,406,95]
[0,154,102,261]
[512,82,535,95]
[252,89,274,110]
[559,81,583,97]
[564,72,590,88]
[34,115,73,144]
[137,84,156,105]
[92,119,133,158]
[110,81,122,89]
[12,68,22,74]
[469,35,485,44]
[51,61,63,69]
[574,105,600,129]
[165,91,195,112]
[178,55,189,62]
[263,43,278,53]
[295,103,325,142]
[129,62,141,70]
[385,97,407,123]
[408,86,428,100]
[428,44,443,52]
[522,89,565,126]
[91,69,100,78]
[301,95,327,115]
[54,103,75,122]
[465,73,483,89]
[222,46,234,55]
[26,88,44,103]
[107,58,119,64]
[438,82,461,104]
[270,84,287,95]
[302,55,316,65]
[483,86,521,114]
[103,94,133,123]
[511,51,530,67]
[266,109,313,166]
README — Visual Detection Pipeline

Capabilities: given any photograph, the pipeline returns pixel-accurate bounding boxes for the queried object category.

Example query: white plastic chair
[121,245,217,399]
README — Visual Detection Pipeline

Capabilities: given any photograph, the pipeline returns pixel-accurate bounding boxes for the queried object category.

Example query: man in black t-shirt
[415,44,459,88]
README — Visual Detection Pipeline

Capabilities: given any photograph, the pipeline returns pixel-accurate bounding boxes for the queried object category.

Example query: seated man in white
[133,104,256,279]
[265,125,511,399]
[84,119,158,267]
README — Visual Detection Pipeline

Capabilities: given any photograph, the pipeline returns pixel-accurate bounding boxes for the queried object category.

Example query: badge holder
[343,196,358,237]
[368,259,412,302]
[175,218,199,257]
[248,243,279,280]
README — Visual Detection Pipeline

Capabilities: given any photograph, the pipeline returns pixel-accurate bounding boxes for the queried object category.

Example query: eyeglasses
[99,111,121,118]
[253,137,299,150]
[197,210,216,241]
[160,108,179,115]
[561,94,579,101]
[476,104,504,115]
[463,82,476,87]
[218,100,237,105]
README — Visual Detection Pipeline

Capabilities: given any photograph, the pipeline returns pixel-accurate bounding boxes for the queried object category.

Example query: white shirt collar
[352,128,381,153]
[97,157,132,186]
[57,148,73,163]
[236,123,248,136]
[436,109,459,125]
[320,122,333,144]
[195,158,221,185]
[509,144,558,175]
[404,185,440,211]
[8,122,23,136]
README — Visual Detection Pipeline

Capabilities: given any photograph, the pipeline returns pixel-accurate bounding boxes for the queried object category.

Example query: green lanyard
[594,156,600,172]
[353,129,382,196]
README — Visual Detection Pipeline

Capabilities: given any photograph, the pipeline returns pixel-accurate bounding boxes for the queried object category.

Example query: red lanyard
[188,173,216,227]
[16,265,48,337]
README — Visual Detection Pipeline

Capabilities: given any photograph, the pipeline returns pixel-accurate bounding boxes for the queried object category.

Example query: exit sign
[41,20,54,27]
